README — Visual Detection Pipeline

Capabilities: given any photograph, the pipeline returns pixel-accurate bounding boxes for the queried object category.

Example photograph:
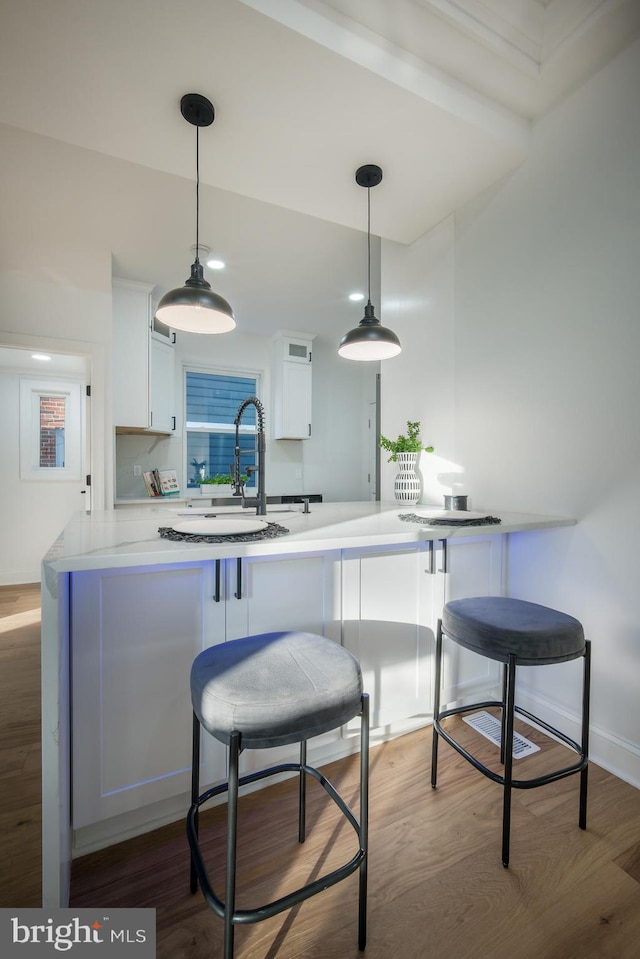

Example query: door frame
[0,332,109,510]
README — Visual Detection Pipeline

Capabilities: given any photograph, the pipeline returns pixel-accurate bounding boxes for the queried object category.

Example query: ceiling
[1,0,638,341]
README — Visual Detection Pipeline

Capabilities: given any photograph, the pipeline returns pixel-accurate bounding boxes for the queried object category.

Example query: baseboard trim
[515,686,640,790]
[0,570,40,586]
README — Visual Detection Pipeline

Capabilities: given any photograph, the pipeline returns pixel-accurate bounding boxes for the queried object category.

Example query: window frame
[183,364,262,490]
[19,377,83,481]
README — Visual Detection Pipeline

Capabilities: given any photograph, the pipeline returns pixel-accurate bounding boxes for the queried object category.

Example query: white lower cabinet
[341,535,505,730]
[439,534,505,704]
[342,543,436,729]
[71,562,224,830]
[70,538,504,838]
[71,551,341,831]
[227,550,343,775]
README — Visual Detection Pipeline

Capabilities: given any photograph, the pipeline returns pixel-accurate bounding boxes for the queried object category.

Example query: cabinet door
[274,362,311,439]
[225,550,342,770]
[71,562,225,829]
[438,535,505,703]
[342,543,436,728]
[113,279,152,428]
[225,550,340,642]
[149,337,175,433]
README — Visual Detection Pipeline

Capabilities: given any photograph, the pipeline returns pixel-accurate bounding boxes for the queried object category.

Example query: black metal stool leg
[431,620,443,788]
[224,732,241,959]
[579,640,591,830]
[358,693,370,952]
[499,664,508,765]
[298,740,307,843]
[501,655,516,868]
[190,712,201,894]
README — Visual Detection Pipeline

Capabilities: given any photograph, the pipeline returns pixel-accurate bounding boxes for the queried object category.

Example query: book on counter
[143,469,180,497]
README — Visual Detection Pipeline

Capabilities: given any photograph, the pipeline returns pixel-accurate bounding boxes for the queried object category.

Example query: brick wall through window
[39,395,66,467]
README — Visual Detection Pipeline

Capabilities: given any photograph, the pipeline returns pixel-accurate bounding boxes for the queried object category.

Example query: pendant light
[155,94,235,335]
[338,164,401,361]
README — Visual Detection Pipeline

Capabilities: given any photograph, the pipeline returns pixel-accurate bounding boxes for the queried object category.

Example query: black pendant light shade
[338,164,401,361]
[155,94,235,335]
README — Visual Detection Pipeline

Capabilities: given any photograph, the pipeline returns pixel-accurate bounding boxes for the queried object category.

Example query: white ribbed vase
[393,452,421,505]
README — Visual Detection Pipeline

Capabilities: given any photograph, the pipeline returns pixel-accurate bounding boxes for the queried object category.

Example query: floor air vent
[463,710,540,759]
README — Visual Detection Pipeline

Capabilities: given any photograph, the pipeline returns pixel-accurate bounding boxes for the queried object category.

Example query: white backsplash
[115,434,178,499]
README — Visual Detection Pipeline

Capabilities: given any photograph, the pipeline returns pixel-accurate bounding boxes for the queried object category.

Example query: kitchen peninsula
[41,501,575,906]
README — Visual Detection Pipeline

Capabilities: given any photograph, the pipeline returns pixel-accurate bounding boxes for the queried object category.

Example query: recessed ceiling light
[31,353,51,361]
[349,292,365,302]
[206,257,225,270]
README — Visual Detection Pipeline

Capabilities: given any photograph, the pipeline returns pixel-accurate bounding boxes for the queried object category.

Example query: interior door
[0,347,90,584]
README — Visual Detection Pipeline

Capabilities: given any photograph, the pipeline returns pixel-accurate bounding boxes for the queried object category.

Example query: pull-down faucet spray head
[233,397,267,516]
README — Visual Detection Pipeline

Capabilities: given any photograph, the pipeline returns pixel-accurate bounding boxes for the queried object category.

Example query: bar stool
[187,630,369,959]
[431,596,590,867]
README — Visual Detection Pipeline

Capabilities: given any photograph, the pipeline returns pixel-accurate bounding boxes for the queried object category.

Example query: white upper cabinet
[113,278,175,434]
[149,337,175,434]
[272,332,314,439]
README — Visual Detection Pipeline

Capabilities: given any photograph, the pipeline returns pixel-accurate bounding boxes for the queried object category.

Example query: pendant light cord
[195,126,200,263]
[367,185,371,303]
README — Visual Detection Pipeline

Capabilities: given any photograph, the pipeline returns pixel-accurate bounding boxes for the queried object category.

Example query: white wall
[381,37,640,785]
[0,258,112,584]
[380,216,457,505]
[455,36,640,785]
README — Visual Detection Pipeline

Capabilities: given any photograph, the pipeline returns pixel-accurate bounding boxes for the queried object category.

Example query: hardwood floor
[0,582,42,908]
[2,583,640,957]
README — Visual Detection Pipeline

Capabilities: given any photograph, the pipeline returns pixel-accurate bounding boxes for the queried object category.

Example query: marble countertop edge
[41,503,576,576]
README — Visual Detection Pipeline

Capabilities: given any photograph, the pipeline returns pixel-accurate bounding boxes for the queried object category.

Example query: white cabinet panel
[225,550,340,642]
[273,333,314,439]
[71,552,341,828]
[149,337,175,434]
[275,363,311,439]
[440,535,505,703]
[341,537,505,727]
[113,278,175,434]
[226,550,343,772]
[71,562,225,828]
[342,544,436,728]
[113,279,152,429]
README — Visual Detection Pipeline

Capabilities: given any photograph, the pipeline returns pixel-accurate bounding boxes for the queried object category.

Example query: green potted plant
[379,421,434,463]
[379,421,434,505]
[199,473,249,496]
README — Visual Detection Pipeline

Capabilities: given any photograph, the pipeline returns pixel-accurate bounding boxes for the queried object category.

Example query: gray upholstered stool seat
[191,630,363,749]
[432,596,590,868]
[442,596,585,665]
[187,630,369,959]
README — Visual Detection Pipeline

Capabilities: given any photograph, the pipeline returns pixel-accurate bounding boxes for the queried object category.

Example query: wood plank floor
[2,583,640,958]
[0,582,42,908]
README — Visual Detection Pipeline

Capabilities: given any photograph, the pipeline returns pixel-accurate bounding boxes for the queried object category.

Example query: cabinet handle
[234,558,242,599]
[171,331,176,344]
[425,540,435,575]
[213,559,221,602]
[440,539,448,574]
[172,416,176,431]
[149,411,153,427]
[308,424,311,437]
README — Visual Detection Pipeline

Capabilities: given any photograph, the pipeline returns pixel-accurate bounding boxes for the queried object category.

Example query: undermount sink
[176,505,296,516]
[216,506,296,515]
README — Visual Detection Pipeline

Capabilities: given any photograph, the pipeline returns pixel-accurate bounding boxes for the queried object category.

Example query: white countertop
[42,501,576,574]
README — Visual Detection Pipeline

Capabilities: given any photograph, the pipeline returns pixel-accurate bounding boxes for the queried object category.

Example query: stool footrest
[187,761,365,926]
[434,701,588,790]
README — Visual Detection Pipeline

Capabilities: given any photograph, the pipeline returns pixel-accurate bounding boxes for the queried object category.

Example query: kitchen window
[185,369,259,489]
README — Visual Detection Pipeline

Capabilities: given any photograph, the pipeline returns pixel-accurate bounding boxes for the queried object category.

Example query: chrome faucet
[232,397,267,516]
